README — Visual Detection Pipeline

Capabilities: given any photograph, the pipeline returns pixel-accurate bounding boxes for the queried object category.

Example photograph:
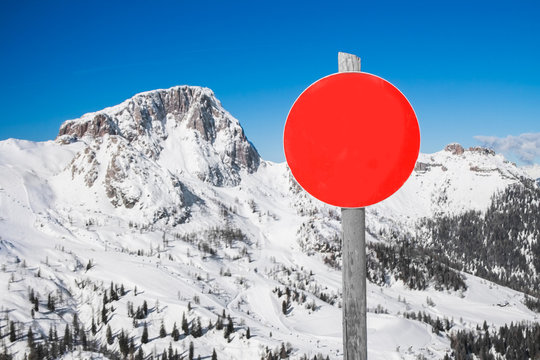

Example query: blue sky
[1,0,539,164]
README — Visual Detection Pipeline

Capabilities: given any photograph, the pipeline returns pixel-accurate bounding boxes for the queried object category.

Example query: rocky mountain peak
[56,86,260,175]
[467,146,495,156]
[444,143,465,155]
[53,86,262,215]
[443,143,496,157]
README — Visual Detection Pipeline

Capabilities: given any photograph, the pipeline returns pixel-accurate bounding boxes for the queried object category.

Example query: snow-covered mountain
[54,86,259,225]
[0,86,537,360]
[522,164,540,184]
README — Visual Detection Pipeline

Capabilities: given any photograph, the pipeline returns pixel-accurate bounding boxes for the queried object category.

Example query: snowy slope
[522,164,540,184]
[373,143,529,225]
[0,86,538,360]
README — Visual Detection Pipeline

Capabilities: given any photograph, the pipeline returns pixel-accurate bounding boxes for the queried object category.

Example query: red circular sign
[284,72,420,208]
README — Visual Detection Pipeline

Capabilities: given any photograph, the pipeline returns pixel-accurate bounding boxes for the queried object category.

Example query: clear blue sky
[1,0,539,163]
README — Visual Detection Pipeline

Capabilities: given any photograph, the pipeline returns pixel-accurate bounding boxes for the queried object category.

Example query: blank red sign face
[284,72,420,208]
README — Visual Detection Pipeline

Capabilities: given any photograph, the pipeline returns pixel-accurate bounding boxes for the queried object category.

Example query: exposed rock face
[57,86,260,175]
[443,144,496,157]
[444,143,465,155]
[468,146,495,156]
[58,113,119,139]
[414,162,429,172]
[414,161,447,173]
[56,86,261,213]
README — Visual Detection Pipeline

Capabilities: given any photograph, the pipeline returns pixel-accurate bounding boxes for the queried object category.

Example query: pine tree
[182,312,189,335]
[110,282,115,301]
[9,321,16,342]
[118,330,129,356]
[212,348,217,360]
[433,319,441,335]
[135,306,144,319]
[159,321,167,338]
[141,322,149,344]
[136,347,144,360]
[64,324,72,351]
[279,343,287,358]
[27,327,34,347]
[188,341,194,360]
[142,300,148,316]
[81,330,88,350]
[192,317,202,338]
[226,315,234,336]
[72,312,79,338]
[246,327,251,339]
[129,336,135,357]
[171,322,180,341]
[106,325,113,345]
[223,326,230,340]
[59,331,66,355]
[216,315,223,330]
[101,303,108,324]
[33,296,39,312]
[91,317,97,335]
[47,293,55,311]
[51,338,59,359]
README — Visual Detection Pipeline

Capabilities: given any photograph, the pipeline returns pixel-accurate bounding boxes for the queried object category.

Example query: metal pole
[338,52,367,360]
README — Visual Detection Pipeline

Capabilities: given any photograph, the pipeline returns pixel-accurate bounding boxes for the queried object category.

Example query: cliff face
[55,86,260,217]
[57,85,260,177]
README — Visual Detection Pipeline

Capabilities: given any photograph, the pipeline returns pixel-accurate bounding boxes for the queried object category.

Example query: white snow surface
[522,164,540,182]
[0,87,537,360]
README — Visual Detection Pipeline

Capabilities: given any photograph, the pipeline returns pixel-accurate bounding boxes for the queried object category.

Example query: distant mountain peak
[443,143,495,156]
[52,85,262,216]
[56,85,259,171]
[444,143,465,155]
[56,86,260,190]
[57,86,213,142]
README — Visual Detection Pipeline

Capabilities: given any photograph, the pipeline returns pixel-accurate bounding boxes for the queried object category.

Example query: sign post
[283,52,420,360]
[338,52,367,360]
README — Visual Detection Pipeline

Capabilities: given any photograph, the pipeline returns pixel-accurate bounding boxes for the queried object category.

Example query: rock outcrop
[55,86,261,214]
[444,143,465,155]
[468,146,495,156]
[57,86,260,176]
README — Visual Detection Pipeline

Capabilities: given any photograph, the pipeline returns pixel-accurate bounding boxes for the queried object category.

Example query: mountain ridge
[57,85,260,183]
